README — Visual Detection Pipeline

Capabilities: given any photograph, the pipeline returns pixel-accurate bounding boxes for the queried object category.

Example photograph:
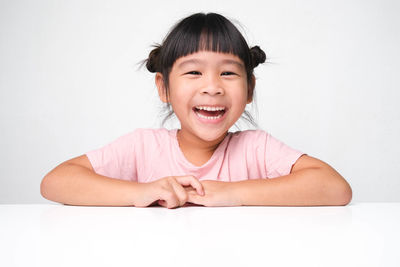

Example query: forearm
[233,167,352,206]
[41,163,140,206]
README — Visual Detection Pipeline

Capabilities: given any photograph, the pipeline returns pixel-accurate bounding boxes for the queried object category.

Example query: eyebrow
[177,58,244,69]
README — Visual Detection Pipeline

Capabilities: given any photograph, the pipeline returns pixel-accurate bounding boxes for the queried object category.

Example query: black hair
[145,12,266,129]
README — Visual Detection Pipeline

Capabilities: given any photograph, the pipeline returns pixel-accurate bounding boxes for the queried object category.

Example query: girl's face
[156,51,253,142]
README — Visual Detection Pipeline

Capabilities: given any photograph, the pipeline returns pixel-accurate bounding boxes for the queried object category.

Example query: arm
[40,155,141,206]
[41,155,204,208]
[187,155,352,207]
[233,155,352,206]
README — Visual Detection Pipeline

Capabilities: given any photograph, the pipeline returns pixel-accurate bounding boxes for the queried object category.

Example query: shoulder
[107,128,171,144]
[129,128,174,145]
[230,129,269,143]
[226,129,269,151]
[229,129,297,152]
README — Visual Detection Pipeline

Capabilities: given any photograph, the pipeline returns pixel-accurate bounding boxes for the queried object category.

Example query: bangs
[160,13,251,70]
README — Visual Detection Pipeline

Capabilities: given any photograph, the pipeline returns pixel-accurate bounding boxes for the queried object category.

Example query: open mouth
[192,105,227,120]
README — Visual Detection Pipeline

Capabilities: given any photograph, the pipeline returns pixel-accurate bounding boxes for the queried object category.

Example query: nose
[201,74,224,96]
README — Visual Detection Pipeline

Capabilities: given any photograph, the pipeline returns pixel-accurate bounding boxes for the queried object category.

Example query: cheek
[237,85,251,111]
[168,86,192,113]
[229,92,248,117]
[234,82,250,103]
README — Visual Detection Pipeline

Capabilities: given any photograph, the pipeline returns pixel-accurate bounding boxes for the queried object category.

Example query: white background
[0,0,399,203]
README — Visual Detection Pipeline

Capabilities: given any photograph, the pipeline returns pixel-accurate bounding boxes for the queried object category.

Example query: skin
[156,51,253,166]
[156,50,352,207]
[40,51,352,208]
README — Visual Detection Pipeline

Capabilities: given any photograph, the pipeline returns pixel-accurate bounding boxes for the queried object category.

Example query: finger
[170,179,189,207]
[175,175,204,196]
[185,186,196,193]
[159,184,180,209]
[157,199,167,208]
[158,199,178,209]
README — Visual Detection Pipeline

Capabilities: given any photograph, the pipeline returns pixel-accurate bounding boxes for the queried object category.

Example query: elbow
[40,172,60,202]
[40,174,51,200]
[319,166,352,206]
[340,183,353,206]
[331,178,353,206]
[40,162,68,202]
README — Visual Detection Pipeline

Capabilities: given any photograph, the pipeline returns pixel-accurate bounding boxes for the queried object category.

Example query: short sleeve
[264,132,305,178]
[85,131,138,181]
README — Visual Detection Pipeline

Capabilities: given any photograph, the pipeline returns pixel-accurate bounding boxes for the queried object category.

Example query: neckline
[172,129,230,169]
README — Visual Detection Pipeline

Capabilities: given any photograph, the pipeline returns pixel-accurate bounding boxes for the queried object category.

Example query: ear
[247,74,256,104]
[155,73,168,103]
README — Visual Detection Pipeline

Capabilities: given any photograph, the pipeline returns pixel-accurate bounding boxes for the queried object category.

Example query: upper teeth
[195,106,225,111]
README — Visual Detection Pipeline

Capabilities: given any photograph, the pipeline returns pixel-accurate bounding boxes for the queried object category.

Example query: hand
[134,176,204,209]
[186,180,242,207]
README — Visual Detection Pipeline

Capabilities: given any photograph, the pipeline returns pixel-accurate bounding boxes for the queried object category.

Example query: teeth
[196,112,223,120]
[195,106,225,111]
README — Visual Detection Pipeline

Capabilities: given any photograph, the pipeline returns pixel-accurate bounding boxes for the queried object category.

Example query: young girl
[41,12,352,208]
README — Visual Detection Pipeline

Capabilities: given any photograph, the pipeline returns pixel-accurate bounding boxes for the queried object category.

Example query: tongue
[197,109,224,116]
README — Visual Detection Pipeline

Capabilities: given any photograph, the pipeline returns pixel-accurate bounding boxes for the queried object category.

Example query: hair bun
[146,45,161,73]
[250,46,266,68]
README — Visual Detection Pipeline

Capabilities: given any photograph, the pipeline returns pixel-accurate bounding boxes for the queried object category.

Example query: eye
[221,71,237,76]
[185,71,201,75]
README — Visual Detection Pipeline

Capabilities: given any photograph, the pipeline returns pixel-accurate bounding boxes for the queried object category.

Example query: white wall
[1,0,399,203]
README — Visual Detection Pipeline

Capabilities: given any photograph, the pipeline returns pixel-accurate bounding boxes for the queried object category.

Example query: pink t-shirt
[86,128,305,182]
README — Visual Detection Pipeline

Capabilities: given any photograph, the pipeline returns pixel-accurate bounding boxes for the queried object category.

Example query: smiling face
[156,51,254,143]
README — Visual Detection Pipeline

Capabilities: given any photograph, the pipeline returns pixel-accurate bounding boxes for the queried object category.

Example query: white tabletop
[1,203,399,267]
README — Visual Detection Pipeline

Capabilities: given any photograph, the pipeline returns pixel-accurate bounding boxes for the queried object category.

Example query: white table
[1,203,399,267]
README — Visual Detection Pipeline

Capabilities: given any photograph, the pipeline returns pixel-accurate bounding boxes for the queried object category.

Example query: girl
[41,13,352,208]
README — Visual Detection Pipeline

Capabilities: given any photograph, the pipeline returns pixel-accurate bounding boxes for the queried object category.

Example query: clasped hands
[134,175,241,209]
